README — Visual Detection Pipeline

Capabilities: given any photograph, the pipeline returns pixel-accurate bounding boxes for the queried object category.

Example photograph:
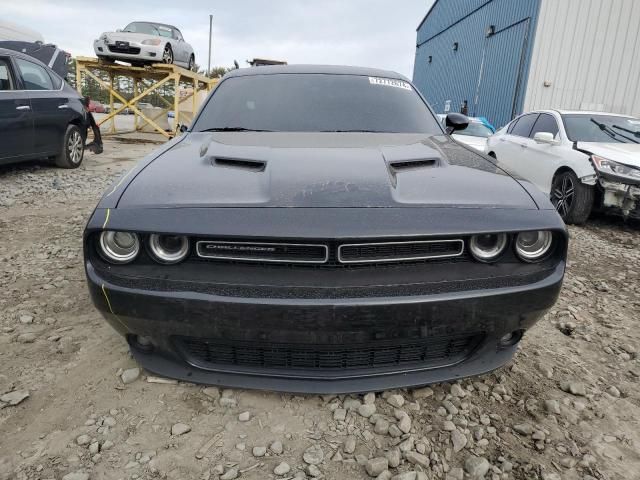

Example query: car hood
[100,31,160,43]
[578,142,640,168]
[117,132,537,209]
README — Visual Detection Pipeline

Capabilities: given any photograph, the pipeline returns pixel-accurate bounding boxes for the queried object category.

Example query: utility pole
[207,14,213,76]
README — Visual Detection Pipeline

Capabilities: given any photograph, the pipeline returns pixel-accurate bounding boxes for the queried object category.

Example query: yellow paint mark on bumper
[101,283,129,332]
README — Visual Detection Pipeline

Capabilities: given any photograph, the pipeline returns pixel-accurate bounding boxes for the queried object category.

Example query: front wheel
[188,55,195,71]
[54,124,85,169]
[162,44,174,64]
[551,170,594,225]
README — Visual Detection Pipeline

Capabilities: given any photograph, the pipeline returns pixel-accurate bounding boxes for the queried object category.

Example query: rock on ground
[120,367,140,384]
[171,423,191,436]
[303,444,324,465]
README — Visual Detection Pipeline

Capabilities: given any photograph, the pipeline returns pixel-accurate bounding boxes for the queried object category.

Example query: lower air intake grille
[108,45,141,54]
[174,333,482,373]
[338,239,464,264]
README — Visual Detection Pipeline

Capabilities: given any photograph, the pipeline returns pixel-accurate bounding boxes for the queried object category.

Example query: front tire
[188,55,195,72]
[551,170,593,225]
[162,44,174,64]
[54,125,85,169]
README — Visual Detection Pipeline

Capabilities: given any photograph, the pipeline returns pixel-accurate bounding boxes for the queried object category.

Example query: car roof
[555,110,634,117]
[527,109,634,117]
[224,64,409,81]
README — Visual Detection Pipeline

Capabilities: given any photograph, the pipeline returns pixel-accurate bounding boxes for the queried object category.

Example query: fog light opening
[498,330,523,348]
[130,335,154,353]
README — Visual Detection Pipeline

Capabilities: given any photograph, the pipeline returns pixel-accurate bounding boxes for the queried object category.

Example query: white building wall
[523,0,640,117]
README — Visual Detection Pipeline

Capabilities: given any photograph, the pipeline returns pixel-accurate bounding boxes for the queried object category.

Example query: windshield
[563,114,640,143]
[123,22,173,38]
[454,122,493,138]
[193,74,442,134]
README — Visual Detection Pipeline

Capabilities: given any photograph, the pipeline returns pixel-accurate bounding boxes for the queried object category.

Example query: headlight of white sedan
[592,155,640,182]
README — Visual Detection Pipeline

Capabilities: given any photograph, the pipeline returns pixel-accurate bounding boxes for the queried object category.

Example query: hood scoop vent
[386,157,440,187]
[213,157,267,172]
[388,158,438,171]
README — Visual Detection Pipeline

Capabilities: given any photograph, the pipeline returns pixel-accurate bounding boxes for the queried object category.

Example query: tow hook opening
[498,330,524,348]
[129,334,155,353]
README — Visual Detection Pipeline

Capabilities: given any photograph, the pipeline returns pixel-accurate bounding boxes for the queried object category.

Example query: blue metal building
[413,0,541,128]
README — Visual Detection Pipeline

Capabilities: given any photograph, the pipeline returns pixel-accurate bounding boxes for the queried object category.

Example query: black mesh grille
[174,333,483,373]
[108,45,141,54]
[196,241,327,263]
[339,240,463,263]
[192,238,467,267]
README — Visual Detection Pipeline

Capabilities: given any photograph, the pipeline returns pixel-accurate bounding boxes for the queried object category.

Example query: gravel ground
[1,140,639,480]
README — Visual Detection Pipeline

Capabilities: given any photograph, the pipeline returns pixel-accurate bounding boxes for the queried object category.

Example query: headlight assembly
[99,231,140,264]
[148,234,190,264]
[592,155,640,182]
[142,39,162,46]
[469,233,508,262]
[515,230,553,262]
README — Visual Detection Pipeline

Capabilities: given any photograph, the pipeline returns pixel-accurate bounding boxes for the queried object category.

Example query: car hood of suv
[116,132,537,209]
[578,142,640,169]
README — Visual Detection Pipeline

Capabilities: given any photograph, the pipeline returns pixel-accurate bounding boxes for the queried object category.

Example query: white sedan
[486,110,640,224]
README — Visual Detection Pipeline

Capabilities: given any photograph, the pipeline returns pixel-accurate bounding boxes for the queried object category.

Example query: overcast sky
[5,0,434,77]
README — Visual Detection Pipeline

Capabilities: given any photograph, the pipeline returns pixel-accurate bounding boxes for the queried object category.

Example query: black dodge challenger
[84,65,567,393]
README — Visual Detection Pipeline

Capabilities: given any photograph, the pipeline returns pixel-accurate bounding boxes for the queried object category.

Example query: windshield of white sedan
[563,114,640,143]
[193,74,442,133]
[123,22,172,37]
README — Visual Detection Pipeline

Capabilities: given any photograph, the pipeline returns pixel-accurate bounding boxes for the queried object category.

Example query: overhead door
[473,19,531,128]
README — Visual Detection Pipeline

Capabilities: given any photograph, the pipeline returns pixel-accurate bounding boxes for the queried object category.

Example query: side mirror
[533,132,557,145]
[177,123,189,134]
[445,113,469,134]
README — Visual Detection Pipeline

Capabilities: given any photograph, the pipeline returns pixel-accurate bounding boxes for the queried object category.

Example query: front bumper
[86,259,564,393]
[599,178,640,218]
[93,39,163,62]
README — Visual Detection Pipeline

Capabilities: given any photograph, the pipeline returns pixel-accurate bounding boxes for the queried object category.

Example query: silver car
[94,21,195,70]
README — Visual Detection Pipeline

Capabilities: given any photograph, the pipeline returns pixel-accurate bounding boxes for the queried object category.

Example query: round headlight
[469,233,508,262]
[99,231,140,264]
[515,231,553,262]
[148,234,190,264]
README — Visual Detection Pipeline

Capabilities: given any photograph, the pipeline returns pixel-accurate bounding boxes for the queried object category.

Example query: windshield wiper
[590,118,625,143]
[200,127,276,132]
[611,124,640,143]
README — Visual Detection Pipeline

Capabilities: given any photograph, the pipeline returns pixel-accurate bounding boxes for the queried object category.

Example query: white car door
[519,113,566,193]
[172,29,188,65]
[493,113,539,179]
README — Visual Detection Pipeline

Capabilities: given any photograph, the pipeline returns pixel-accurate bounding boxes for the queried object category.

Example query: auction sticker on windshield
[368,77,412,90]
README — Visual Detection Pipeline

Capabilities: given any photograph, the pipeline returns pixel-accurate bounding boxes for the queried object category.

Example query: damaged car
[84,65,567,393]
[487,110,640,224]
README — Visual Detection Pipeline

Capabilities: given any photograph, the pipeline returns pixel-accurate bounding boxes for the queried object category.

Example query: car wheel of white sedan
[162,45,173,64]
[551,171,594,225]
